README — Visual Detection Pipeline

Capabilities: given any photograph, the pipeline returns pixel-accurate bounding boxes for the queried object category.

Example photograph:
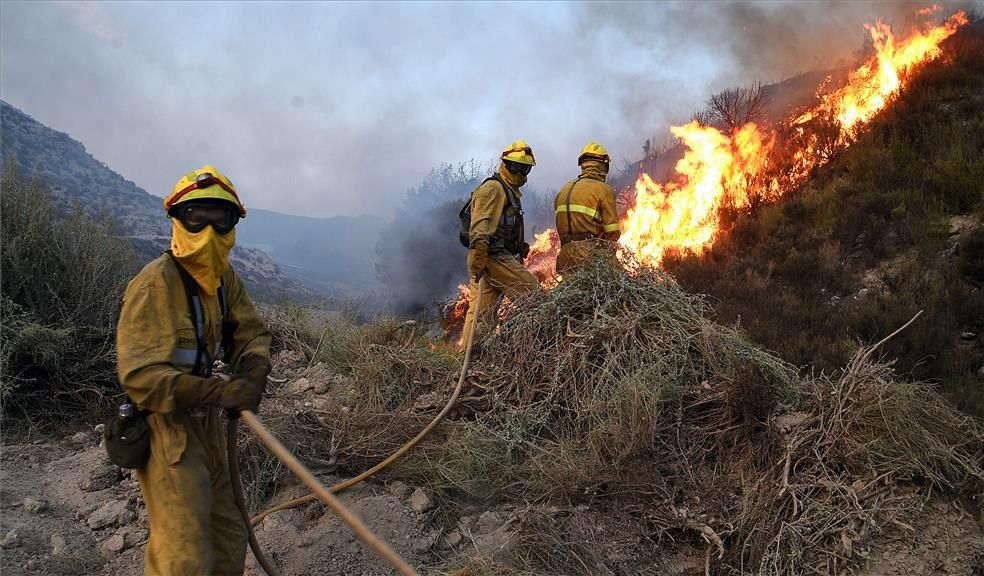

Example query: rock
[312,379,330,394]
[123,528,146,548]
[412,532,437,554]
[1,530,20,549]
[71,431,90,445]
[23,496,47,513]
[472,523,517,559]
[288,377,313,395]
[81,460,120,492]
[477,511,503,535]
[100,533,126,559]
[50,533,68,556]
[94,423,106,435]
[458,514,481,535]
[408,488,433,514]
[388,480,408,500]
[87,500,135,530]
[311,397,333,411]
[445,530,463,547]
[76,503,98,521]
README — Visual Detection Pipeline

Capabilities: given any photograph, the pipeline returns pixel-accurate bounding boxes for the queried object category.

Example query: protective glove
[173,373,261,414]
[518,242,531,261]
[468,239,489,280]
[233,355,270,411]
[236,355,270,392]
[217,378,263,416]
[174,373,225,410]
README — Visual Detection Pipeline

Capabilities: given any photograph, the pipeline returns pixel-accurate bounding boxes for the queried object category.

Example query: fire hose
[227,278,486,575]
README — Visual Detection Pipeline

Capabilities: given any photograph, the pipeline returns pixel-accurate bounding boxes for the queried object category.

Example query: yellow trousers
[461,252,540,345]
[137,408,247,576]
[556,239,617,276]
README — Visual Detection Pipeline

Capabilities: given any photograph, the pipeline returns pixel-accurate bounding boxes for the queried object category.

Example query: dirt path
[2,419,981,575]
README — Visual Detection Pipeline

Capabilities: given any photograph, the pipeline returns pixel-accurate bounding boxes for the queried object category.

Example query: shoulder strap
[489,174,519,210]
[217,280,234,363]
[167,251,228,376]
[564,177,584,237]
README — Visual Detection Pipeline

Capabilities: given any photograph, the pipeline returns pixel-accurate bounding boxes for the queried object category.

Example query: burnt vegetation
[696,83,768,133]
[664,22,984,417]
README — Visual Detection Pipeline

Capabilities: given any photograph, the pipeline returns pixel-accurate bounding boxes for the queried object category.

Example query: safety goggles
[173,201,240,234]
[504,160,533,176]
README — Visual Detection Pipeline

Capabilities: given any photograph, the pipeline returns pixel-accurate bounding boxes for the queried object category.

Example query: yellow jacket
[468,164,526,251]
[116,254,271,464]
[554,160,620,242]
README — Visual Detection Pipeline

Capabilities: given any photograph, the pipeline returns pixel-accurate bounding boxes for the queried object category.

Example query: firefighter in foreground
[116,165,272,575]
[461,141,542,345]
[554,142,621,274]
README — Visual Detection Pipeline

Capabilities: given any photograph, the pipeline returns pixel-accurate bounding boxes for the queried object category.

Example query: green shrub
[1,161,139,424]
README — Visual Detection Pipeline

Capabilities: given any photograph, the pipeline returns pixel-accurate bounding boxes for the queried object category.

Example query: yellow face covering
[498,162,528,189]
[170,220,235,295]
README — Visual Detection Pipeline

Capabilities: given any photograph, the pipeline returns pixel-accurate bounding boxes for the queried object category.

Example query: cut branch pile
[259,258,983,575]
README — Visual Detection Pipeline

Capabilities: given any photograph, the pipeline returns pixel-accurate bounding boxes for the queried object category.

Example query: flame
[620,122,770,265]
[617,8,967,267]
[525,229,561,284]
[803,11,968,137]
[444,7,968,331]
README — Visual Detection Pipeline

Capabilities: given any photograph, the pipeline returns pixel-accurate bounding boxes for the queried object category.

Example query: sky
[1,1,971,218]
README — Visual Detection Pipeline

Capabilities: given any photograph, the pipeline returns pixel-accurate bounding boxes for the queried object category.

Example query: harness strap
[167,251,228,377]
[564,177,585,241]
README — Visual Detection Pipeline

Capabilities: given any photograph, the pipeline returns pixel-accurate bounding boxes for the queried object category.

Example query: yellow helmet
[501,140,536,166]
[164,165,246,217]
[578,142,610,165]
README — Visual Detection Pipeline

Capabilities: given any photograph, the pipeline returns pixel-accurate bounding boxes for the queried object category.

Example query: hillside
[0,101,384,301]
[660,20,984,416]
[611,67,851,192]
[244,208,385,297]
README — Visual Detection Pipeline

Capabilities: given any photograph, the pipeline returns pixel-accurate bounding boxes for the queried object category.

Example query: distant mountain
[0,100,383,301]
[243,208,384,297]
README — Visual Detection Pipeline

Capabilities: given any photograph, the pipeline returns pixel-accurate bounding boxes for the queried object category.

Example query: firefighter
[116,165,272,575]
[461,141,541,345]
[554,142,621,274]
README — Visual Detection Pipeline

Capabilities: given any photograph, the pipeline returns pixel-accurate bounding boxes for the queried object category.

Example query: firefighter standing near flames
[554,142,620,274]
[461,141,542,345]
[116,165,272,575]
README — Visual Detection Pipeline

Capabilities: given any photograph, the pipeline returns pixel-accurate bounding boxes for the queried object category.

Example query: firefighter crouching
[461,141,542,345]
[554,142,621,275]
[116,165,272,575]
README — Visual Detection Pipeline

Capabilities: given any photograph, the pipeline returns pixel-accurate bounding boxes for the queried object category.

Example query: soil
[3,366,982,576]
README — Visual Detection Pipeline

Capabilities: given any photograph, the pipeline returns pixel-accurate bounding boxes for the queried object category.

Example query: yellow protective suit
[554,160,621,275]
[117,253,271,575]
[462,163,540,345]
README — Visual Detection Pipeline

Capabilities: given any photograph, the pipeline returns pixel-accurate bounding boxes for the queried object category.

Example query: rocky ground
[2,354,982,575]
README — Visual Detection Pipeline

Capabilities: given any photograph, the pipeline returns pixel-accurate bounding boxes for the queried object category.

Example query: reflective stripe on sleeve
[555,204,599,219]
[603,222,620,233]
[174,348,198,367]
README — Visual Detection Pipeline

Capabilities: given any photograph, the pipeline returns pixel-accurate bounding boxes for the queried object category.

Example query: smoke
[375,161,556,315]
[4,1,976,310]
